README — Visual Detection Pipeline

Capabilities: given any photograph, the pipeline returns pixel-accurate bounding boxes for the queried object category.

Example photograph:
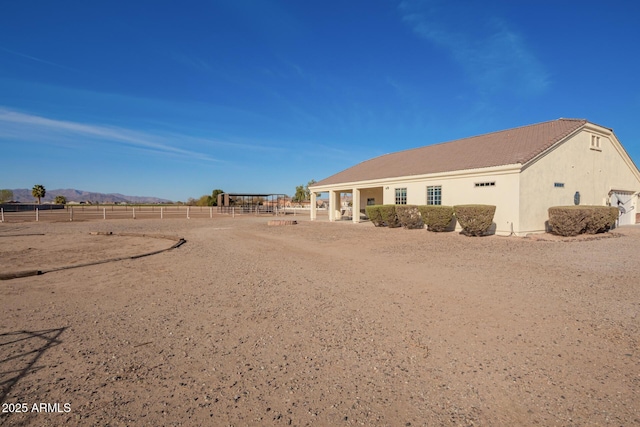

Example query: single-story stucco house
[308,118,640,236]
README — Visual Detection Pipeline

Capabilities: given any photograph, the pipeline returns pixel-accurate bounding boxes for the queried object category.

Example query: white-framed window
[474,181,495,187]
[426,186,441,205]
[395,188,407,205]
[590,134,601,150]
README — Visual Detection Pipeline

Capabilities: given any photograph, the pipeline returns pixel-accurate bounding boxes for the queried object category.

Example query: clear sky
[1,1,639,201]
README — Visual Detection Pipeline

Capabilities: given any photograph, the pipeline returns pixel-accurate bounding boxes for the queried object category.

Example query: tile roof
[314,118,588,186]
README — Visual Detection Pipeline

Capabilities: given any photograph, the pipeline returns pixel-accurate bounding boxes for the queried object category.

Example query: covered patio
[310,186,383,222]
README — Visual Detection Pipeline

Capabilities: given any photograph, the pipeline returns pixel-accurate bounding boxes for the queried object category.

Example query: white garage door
[610,191,637,225]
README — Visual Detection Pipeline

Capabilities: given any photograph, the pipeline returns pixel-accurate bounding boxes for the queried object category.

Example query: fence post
[187,206,190,219]
[36,208,39,222]
[133,207,136,219]
[161,207,164,219]
[1,208,3,222]
[103,208,106,220]
[232,207,235,218]
[70,207,73,221]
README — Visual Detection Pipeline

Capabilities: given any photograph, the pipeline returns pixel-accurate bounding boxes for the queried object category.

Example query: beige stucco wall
[519,125,640,233]
[378,166,522,235]
[358,187,383,210]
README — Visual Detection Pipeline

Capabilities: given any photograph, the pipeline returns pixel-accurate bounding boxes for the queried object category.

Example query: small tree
[0,189,13,203]
[54,195,67,205]
[211,189,224,206]
[305,179,316,200]
[292,180,316,203]
[196,195,212,206]
[292,185,306,203]
[32,184,46,204]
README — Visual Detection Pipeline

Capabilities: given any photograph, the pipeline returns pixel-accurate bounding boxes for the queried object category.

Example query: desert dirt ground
[1,215,639,426]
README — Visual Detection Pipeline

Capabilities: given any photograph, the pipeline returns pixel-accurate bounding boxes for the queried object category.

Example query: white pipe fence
[0,205,316,222]
[0,205,328,223]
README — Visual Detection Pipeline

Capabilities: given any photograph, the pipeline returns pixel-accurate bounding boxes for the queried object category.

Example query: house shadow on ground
[0,327,66,403]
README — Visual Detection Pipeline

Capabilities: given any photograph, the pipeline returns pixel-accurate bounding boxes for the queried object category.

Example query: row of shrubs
[548,206,618,236]
[365,204,619,237]
[365,204,496,236]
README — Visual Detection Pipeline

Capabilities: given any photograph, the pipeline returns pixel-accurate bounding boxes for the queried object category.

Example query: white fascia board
[585,124,640,182]
[309,164,522,193]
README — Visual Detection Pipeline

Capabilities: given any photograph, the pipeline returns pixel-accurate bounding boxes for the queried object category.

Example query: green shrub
[365,205,385,227]
[548,206,618,236]
[585,206,619,234]
[548,207,585,236]
[453,205,496,236]
[395,205,424,229]
[418,205,454,232]
[379,205,400,228]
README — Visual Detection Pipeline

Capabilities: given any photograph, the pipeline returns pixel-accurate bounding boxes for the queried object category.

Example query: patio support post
[352,188,360,223]
[310,191,317,220]
[328,190,336,222]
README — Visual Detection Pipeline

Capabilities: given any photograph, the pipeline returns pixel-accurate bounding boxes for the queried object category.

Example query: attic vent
[474,182,495,187]
[590,134,601,151]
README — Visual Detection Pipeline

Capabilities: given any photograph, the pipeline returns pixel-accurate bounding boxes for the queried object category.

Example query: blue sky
[1,0,639,201]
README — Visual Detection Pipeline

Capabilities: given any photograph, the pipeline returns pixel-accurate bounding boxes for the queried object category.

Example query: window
[554,182,565,188]
[367,198,376,206]
[590,134,601,150]
[474,182,496,187]
[427,186,441,205]
[395,188,407,205]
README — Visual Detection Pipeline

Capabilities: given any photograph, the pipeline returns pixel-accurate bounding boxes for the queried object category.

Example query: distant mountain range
[9,188,173,204]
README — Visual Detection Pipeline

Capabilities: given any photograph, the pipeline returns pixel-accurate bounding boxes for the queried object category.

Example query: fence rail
[0,205,205,223]
[0,205,326,223]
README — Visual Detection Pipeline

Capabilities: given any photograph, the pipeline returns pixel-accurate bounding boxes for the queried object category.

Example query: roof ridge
[355,118,587,161]
[434,118,587,146]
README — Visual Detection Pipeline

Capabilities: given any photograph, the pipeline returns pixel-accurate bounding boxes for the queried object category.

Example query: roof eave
[310,164,523,192]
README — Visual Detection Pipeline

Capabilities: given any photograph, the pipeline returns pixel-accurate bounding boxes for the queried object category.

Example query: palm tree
[32,184,46,204]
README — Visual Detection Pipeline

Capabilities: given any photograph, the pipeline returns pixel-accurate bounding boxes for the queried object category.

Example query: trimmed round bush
[418,205,454,232]
[395,205,424,229]
[379,205,400,228]
[453,204,496,236]
[548,206,586,236]
[548,206,618,236]
[365,205,385,227]
[585,206,619,234]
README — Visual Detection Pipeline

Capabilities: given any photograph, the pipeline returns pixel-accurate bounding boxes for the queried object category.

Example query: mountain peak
[9,188,173,204]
